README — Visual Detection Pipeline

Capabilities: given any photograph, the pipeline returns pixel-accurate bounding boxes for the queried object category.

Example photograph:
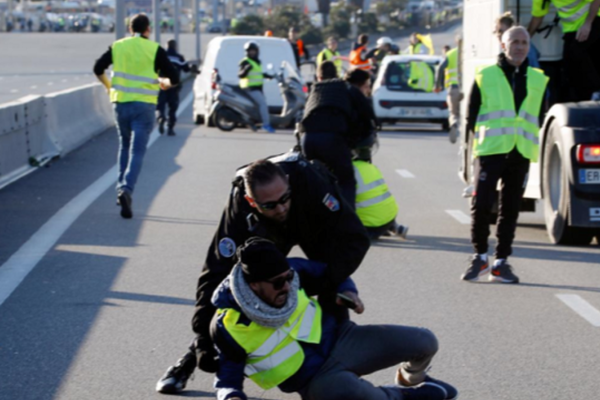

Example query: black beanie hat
[238,237,289,283]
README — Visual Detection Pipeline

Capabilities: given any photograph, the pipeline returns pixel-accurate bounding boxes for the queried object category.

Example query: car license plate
[579,169,600,184]
[397,108,431,117]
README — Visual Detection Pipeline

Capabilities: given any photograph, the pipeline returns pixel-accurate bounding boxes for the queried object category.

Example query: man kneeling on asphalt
[211,238,458,400]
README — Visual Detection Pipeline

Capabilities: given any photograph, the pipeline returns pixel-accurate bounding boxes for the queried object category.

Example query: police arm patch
[323,193,340,212]
[218,237,237,258]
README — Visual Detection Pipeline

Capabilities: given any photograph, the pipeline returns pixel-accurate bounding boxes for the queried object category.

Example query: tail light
[379,100,392,108]
[576,144,600,164]
[441,101,448,109]
[302,85,308,93]
[211,68,219,90]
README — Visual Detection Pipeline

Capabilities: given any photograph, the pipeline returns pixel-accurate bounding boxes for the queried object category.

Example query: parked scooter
[209,61,306,132]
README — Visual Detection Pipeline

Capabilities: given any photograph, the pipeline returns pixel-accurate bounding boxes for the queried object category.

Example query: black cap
[238,237,289,283]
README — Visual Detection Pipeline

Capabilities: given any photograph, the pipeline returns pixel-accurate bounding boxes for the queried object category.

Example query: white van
[193,36,302,125]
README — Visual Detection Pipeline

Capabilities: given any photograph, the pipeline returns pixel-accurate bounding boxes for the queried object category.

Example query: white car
[372,55,449,130]
[193,36,302,125]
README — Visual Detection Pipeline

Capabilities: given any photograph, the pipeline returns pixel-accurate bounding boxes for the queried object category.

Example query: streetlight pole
[115,0,126,39]
[194,0,201,61]
[174,0,180,45]
[153,0,161,43]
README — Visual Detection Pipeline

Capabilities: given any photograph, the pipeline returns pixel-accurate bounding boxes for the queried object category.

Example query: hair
[501,25,529,44]
[244,160,287,198]
[345,68,371,87]
[496,11,515,29]
[317,61,338,80]
[327,36,338,43]
[130,13,150,34]
[167,39,177,50]
[358,34,369,45]
[443,44,451,53]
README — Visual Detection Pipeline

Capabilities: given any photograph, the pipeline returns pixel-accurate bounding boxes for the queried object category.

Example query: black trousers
[471,149,530,259]
[157,88,180,128]
[562,17,600,102]
[301,132,356,208]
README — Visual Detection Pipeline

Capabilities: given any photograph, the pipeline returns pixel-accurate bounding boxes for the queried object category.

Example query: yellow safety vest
[532,0,600,33]
[409,43,424,55]
[445,48,459,88]
[317,48,343,76]
[354,160,398,227]
[239,58,264,89]
[220,289,322,390]
[474,65,548,162]
[110,36,160,104]
[408,61,434,92]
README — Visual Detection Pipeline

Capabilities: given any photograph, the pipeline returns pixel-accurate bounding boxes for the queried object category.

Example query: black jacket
[300,80,377,148]
[192,152,370,351]
[466,53,545,140]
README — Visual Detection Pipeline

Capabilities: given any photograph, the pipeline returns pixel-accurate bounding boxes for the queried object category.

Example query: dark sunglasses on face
[266,269,295,290]
[257,190,292,211]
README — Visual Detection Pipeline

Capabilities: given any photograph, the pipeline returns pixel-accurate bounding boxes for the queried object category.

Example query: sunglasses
[256,190,292,211]
[266,269,295,290]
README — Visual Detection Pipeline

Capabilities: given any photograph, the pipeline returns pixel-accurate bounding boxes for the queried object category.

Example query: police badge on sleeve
[322,193,340,212]
[218,237,237,258]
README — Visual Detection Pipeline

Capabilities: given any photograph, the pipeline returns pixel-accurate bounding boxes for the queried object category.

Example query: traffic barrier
[44,83,114,156]
[0,95,56,190]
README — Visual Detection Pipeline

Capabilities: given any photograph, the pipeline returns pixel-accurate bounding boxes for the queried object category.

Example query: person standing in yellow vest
[462,26,548,284]
[211,238,457,400]
[435,41,463,144]
[528,0,600,101]
[352,135,409,241]
[316,36,344,77]
[238,41,275,133]
[406,33,430,55]
[94,13,179,219]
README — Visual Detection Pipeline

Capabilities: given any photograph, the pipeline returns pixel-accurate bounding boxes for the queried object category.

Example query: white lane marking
[396,169,415,178]
[556,294,600,327]
[10,89,19,93]
[30,85,38,89]
[0,91,194,308]
[446,210,471,224]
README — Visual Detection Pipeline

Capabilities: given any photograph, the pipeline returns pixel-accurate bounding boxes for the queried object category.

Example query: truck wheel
[542,121,594,245]
[194,114,204,125]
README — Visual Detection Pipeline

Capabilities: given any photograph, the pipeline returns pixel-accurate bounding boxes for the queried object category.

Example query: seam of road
[0,90,194,309]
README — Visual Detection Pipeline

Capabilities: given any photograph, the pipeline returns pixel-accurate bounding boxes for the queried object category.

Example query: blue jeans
[113,101,155,194]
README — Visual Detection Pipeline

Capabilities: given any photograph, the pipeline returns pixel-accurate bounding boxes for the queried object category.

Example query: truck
[459,0,600,245]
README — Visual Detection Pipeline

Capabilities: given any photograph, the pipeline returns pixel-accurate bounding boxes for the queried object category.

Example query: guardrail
[0,83,113,190]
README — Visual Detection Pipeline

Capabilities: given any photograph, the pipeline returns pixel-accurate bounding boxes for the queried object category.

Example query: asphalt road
[1,72,600,400]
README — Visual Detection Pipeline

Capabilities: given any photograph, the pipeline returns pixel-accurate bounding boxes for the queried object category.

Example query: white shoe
[448,124,458,144]
[462,185,474,198]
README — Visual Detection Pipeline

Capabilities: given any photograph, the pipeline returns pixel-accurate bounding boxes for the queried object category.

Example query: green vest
[239,58,263,89]
[533,0,600,33]
[409,43,424,55]
[408,61,434,92]
[110,36,160,104]
[354,160,398,227]
[317,48,343,76]
[220,289,322,390]
[474,65,549,162]
[445,48,459,88]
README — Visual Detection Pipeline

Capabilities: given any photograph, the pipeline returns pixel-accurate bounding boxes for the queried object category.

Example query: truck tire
[195,114,205,125]
[542,120,594,245]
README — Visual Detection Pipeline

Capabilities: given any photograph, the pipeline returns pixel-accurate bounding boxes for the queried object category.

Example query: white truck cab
[460,0,600,244]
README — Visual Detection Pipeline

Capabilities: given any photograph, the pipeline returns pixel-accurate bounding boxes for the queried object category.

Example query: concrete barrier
[44,83,114,156]
[0,95,57,190]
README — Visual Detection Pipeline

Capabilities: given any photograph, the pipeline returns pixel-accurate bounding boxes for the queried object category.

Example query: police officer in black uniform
[157,39,192,136]
[156,151,370,394]
[299,61,377,208]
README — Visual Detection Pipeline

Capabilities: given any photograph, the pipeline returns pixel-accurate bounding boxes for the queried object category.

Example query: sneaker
[167,128,175,136]
[156,353,196,394]
[117,190,133,219]
[395,224,409,239]
[423,376,458,400]
[158,117,165,134]
[263,124,276,134]
[462,185,474,198]
[461,254,490,282]
[397,382,448,400]
[448,124,458,144]
[489,260,519,283]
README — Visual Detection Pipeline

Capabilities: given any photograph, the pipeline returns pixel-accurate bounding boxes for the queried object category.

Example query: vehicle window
[384,61,436,93]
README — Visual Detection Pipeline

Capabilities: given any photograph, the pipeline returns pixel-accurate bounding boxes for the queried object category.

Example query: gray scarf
[230,263,299,329]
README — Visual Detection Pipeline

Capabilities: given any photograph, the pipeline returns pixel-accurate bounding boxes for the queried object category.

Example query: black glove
[194,337,219,373]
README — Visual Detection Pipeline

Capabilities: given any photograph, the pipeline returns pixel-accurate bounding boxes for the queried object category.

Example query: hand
[336,291,365,314]
[576,21,591,42]
[158,77,172,90]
